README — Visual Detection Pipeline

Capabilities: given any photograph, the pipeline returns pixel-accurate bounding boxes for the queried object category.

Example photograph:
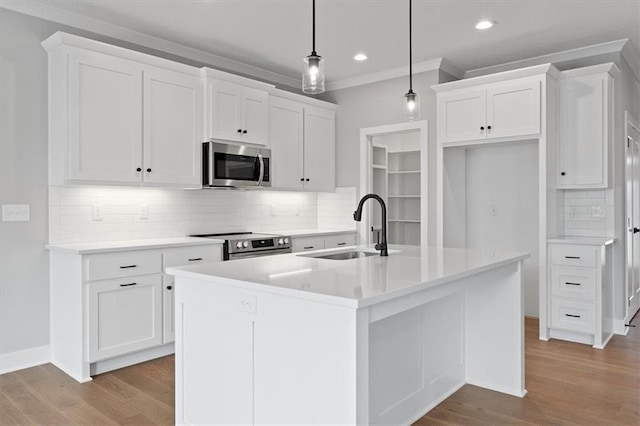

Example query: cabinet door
[557,74,608,188]
[68,51,143,183]
[241,87,269,145]
[143,67,202,186]
[269,97,304,189]
[324,234,356,249]
[207,79,243,142]
[303,106,336,192]
[486,79,541,140]
[163,274,176,343]
[88,275,162,361]
[437,89,486,143]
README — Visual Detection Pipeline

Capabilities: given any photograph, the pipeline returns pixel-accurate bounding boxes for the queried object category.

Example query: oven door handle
[256,154,265,187]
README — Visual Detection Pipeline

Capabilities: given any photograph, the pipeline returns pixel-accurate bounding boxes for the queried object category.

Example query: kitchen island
[167,245,529,425]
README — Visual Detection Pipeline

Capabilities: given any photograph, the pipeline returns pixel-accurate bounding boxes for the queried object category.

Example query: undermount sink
[299,250,379,260]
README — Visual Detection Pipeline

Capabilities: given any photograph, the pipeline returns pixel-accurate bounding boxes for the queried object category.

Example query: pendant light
[403,0,419,120]
[302,0,325,94]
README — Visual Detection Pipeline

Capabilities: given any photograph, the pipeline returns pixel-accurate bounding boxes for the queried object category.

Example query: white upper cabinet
[43,32,203,187]
[143,66,202,185]
[436,77,541,145]
[203,69,274,146]
[269,92,336,191]
[557,64,617,189]
[67,50,143,184]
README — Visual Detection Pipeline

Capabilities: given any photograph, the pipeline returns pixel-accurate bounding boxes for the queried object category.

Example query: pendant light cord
[312,0,317,55]
[409,0,413,92]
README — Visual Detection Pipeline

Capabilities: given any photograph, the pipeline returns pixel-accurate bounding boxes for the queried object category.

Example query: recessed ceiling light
[354,53,368,62]
[475,20,496,30]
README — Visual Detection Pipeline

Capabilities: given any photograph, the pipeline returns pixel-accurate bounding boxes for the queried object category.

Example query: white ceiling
[20,1,640,84]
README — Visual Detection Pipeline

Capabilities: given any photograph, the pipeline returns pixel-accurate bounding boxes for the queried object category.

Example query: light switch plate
[2,204,30,222]
[92,205,103,221]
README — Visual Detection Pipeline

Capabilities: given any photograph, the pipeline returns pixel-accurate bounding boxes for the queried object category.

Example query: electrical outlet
[591,205,604,218]
[92,205,103,221]
[270,205,276,217]
[139,204,149,220]
[2,204,30,222]
[295,205,300,216]
[237,294,257,314]
[489,204,497,216]
[569,207,580,219]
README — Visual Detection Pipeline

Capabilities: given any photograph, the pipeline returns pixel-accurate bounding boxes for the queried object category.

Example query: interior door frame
[359,121,429,247]
[625,110,640,324]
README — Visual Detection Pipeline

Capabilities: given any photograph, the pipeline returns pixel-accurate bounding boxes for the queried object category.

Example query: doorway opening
[625,111,640,323]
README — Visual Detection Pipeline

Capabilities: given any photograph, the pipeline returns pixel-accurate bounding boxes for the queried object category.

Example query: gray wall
[320,70,457,246]
[1,9,54,354]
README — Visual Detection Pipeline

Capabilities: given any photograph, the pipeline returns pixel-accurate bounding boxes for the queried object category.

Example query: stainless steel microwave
[202,142,271,188]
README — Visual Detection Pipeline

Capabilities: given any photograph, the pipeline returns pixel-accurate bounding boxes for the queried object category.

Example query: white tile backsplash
[563,189,613,237]
[49,185,322,243]
[317,187,358,231]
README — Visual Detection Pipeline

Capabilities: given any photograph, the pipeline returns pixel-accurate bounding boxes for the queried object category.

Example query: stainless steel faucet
[353,193,388,256]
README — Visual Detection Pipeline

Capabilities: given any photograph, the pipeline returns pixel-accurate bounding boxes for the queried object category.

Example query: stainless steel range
[190,232,292,261]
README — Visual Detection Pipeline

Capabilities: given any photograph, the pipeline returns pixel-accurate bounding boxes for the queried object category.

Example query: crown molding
[463,39,638,81]
[1,0,301,89]
[325,57,463,92]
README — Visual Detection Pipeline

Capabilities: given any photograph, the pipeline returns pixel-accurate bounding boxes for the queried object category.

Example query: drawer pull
[304,246,314,249]
[337,242,346,246]
[188,258,203,261]
[119,264,138,269]
[564,256,580,259]
[565,313,581,318]
[120,282,137,287]
[565,282,581,286]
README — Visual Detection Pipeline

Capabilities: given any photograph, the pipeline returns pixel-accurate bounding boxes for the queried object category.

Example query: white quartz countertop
[266,228,356,237]
[547,236,615,246]
[46,237,224,254]
[167,245,529,308]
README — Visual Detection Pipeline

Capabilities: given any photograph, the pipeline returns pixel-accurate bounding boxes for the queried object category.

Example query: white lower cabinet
[48,241,222,382]
[547,241,613,348]
[291,233,356,253]
[88,275,163,362]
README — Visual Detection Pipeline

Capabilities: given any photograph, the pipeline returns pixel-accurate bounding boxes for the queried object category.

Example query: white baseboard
[614,319,630,336]
[0,345,51,374]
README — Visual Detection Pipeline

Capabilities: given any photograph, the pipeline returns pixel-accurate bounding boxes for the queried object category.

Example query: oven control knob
[236,242,243,249]
[284,237,289,244]
[243,241,249,248]
[278,238,284,245]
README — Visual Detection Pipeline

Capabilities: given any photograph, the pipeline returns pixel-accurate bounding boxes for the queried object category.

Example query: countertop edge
[268,229,357,238]
[46,238,225,254]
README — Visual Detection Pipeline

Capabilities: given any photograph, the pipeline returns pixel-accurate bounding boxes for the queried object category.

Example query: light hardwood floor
[1,316,638,425]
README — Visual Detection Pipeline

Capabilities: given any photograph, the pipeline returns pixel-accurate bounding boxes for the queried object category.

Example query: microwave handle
[257,154,264,186]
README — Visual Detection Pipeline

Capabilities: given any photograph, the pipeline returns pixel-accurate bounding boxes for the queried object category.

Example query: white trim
[621,40,640,83]
[270,88,339,110]
[432,64,556,93]
[614,319,630,335]
[0,345,51,374]
[90,343,174,376]
[1,0,300,89]
[559,62,621,79]
[464,39,631,79]
[326,58,462,92]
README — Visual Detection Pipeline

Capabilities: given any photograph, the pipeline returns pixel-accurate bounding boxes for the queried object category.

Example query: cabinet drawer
[551,267,597,300]
[550,298,596,334]
[292,236,325,252]
[549,245,597,268]
[324,234,356,249]
[163,245,222,269]
[86,250,162,281]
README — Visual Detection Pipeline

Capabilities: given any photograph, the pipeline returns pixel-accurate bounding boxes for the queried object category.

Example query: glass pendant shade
[303,54,325,94]
[403,90,420,121]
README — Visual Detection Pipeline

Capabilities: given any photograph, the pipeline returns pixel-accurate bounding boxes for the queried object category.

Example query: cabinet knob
[305,178,310,182]
[146,168,152,173]
[167,285,173,290]
[300,178,304,182]
[237,129,242,133]
[561,172,566,176]
[242,130,248,134]
[136,167,142,172]
[480,126,485,131]
[487,125,492,130]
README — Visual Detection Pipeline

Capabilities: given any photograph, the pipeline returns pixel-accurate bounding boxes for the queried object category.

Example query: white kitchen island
[167,245,529,425]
